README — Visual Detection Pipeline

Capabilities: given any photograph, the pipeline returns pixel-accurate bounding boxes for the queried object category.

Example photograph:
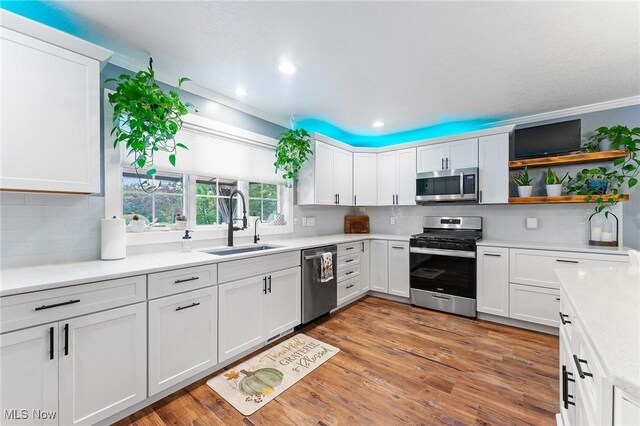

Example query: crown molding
[491,96,640,127]
[107,53,290,128]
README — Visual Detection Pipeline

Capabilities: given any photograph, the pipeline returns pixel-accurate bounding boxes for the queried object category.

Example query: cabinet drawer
[338,277,360,305]
[218,251,300,283]
[337,253,360,268]
[1,276,146,333]
[148,264,217,299]
[510,249,628,289]
[509,283,560,327]
[338,264,361,282]
[338,241,363,256]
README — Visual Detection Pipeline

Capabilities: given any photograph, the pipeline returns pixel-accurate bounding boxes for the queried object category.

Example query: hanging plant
[106,59,196,190]
[274,128,312,187]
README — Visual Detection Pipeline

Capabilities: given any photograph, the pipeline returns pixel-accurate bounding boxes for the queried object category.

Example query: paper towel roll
[101,218,126,260]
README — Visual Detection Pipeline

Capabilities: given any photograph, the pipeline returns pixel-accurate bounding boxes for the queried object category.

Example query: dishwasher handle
[304,251,337,260]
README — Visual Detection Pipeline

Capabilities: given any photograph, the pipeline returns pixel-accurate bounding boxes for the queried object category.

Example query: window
[249,182,279,221]
[195,178,238,226]
[122,170,185,225]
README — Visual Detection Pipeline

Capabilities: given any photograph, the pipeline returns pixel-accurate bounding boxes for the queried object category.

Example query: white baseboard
[477,312,559,336]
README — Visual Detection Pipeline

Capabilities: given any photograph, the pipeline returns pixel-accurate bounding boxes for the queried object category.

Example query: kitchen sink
[203,245,282,256]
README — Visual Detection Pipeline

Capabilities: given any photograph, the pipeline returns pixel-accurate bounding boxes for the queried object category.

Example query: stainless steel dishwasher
[301,245,338,324]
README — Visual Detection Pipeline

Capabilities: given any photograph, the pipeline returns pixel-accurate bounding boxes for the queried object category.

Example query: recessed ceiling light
[278,62,296,74]
[372,120,385,128]
[235,87,247,96]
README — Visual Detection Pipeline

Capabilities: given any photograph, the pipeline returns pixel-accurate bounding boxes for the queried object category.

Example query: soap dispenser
[181,230,192,252]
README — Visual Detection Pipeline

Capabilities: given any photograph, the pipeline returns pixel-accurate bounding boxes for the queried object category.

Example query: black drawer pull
[345,247,354,251]
[573,355,593,379]
[263,276,267,294]
[174,276,200,284]
[346,284,355,289]
[345,259,355,263]
[483,253,501,257]
[63,323,69,356]
[49,327,54,360]
[559,312,572,325]
[176,302,200,311]
[268,275,272,293]
[391,246,404,250]
[556,259,579,264]
[35,299,80,311]
[562,365,576,409]
[346,271,355,275]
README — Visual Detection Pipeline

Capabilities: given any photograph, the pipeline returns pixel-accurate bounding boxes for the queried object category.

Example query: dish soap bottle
[181,230,192,252]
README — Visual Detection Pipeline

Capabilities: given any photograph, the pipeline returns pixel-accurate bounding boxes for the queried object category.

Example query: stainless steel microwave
[415,167,478,202]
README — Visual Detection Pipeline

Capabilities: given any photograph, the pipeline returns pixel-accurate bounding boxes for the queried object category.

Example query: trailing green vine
[274,128,312,187]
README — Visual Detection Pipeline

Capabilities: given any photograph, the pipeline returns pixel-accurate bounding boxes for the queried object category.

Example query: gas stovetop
[410,217,482,252]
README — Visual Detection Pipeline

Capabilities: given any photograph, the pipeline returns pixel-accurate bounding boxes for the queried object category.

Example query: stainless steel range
[409,216,482,318]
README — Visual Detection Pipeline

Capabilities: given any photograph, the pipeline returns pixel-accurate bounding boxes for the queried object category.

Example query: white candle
[591,226,602,241]
[601,232,613,242]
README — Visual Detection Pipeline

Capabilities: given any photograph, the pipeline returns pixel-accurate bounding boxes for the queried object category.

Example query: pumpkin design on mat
[239,368,284,396]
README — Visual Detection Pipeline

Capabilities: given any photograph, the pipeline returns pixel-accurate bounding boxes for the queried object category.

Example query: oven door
[409,247,476,299]
[415,168,478,202]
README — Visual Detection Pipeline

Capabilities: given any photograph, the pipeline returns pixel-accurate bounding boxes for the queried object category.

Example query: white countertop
[0,233,408,297]
[557,265,640,398]
[478,239,631,256]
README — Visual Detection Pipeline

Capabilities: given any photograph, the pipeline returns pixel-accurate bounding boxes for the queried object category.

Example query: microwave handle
[459,171,464,198]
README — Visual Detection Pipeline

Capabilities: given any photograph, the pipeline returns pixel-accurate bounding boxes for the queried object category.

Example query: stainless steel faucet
[227,190,248,247]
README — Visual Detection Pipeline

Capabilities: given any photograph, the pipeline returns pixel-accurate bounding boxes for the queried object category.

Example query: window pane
[196,181,215,196]
[249,199,261,217]
[263,200,278,221]
[155,194,183,224]
[249,182,262,198]
[263,184,278,199]
[123,174,145,192]
[218,181,237,197]
[155,175,183,194]
[196,197,217,225]
[123,192,152,222]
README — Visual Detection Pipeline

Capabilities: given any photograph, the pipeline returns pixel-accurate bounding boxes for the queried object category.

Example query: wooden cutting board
[344,215,370,234]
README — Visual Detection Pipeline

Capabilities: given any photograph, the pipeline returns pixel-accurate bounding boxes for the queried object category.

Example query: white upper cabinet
[0,14,111,194]
[417,138,478,173]
[478,133,510,204]
[353,153,378,206]
[376,148,416,206]
[297,139,353,205]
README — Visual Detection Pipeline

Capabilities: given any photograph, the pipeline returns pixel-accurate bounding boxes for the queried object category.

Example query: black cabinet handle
[484,253,501,257]
[441,158,444,170]
[345,247,354,251]
[174,276,200,284]
[345,259,354,263]
[338,194,340,204]
[268,275,272,293]
[176,302,200,311]
[63,323,69,356]
[391,246,404,250]
[35,299,80,311]
[49,327,54,360]
[562,365,576,409]
[573,355,593,379]
[556,259,579,264]
[263,276,267,294]
[346,271,354,275]
[346,284,354,289]
[559,312,572,325]
[354,195,357,205]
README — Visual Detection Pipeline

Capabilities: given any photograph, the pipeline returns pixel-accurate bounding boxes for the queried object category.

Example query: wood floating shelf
[509,195,629,204]
[508,150,629,169]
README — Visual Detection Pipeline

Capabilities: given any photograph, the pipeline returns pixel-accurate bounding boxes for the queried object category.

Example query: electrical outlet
[390,217,396,225]
[301,217,307,227]
[307,217,316,227]
[358,207,366,212]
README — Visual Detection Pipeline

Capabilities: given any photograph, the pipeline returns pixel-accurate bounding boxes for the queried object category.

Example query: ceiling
[14,1,640,139]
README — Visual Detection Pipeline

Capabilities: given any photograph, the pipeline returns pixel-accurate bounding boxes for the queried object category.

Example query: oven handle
[460,171,464,198]
[409,247,476,258]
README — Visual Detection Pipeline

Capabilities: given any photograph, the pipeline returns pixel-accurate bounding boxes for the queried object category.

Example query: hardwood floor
[114,296,559,426]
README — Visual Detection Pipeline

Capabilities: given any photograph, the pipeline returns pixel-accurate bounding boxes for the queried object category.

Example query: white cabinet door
[1,28,101,194]
[218,275,265,362]
[614,388,640,426]
[58,303,146,426]
[477,247,510,317]
[333,147,353,205]
[448,138,478,169]
[314,141,335,205]
[478,133,509,204]
[0,324,58,426]
[417,144,447,173]
[369,240,389,293]
[509,284,560,327]
[388,242,410,297]
[396,148,417,205]
[264,267,301,338]
[148,287,218,396]
[360,241,370,293]
[377,151,397,206]
[353,153,378,206]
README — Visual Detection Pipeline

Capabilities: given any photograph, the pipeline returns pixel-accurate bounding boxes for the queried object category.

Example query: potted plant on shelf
[545,168,569,197]
[274,128,313,188]
[513,167,534,197]
[175,213,187,230]
[106,59,196,192]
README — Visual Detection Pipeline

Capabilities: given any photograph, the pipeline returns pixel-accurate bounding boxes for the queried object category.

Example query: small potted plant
[130,215,146,233]
[545,168,570,197]
[274,128,313,188]
[513,166,534,197]
[175,213,187,230]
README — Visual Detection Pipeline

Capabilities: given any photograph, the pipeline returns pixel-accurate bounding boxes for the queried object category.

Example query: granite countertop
[0,233,409,297]
[478,239,631,256]
[557,265,640,398]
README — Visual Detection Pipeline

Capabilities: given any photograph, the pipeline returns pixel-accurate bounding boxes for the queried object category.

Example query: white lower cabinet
[477,246,510,317]
[388,242,410,297]
[509,284,560,327]
[614,388,640,425]
[58,303,146,426]
[360,240,371,293]
[369,240,389,293]
[148,286,218,396]
[0,324,58,425]
[219,266,301,362]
